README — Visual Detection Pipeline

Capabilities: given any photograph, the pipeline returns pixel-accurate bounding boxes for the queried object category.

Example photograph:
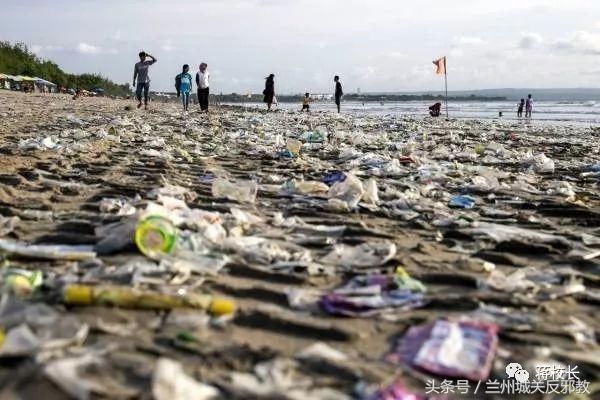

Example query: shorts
[335,95,341,105]
[302,104,309,110]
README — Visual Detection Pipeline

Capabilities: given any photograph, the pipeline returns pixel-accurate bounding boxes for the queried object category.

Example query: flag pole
[444,57,448,119]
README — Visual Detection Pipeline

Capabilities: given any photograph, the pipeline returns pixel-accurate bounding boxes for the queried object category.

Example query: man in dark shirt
[334,75,343,113]
[133,51,157,110]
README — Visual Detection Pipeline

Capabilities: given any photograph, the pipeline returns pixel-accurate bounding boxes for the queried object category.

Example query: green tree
[0,41,129,96]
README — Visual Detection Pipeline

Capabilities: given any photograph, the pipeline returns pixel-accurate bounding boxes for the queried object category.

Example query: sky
[2,0,600,93]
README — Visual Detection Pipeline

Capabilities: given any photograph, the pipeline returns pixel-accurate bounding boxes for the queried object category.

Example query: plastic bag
[362,178,379,204]
[212,178,258,203]
[328,173,364,208]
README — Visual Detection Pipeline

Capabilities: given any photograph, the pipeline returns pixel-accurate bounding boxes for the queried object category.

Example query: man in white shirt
[195,63,210,112]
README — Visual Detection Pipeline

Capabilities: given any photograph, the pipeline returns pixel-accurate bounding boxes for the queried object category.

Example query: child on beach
[517,98,525,118]
[177,64,193,112]
[525,94,533,118]
[301,93,310,112]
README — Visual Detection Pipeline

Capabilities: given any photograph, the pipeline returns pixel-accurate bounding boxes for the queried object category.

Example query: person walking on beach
[177,64,193,112]
[525,94,533,118]
[133,51,157,110]
[301,92,311,112]
[517,98,525,118]
[263,74,275,111]
[196,63,210,112]
[334,75,343,113]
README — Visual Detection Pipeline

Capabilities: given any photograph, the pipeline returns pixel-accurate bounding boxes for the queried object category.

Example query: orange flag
[433,57,446,75]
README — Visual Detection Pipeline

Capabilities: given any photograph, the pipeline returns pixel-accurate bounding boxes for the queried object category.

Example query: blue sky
[2,0,600,93]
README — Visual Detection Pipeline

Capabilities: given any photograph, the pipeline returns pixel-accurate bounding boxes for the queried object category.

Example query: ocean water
[232,100,600,125]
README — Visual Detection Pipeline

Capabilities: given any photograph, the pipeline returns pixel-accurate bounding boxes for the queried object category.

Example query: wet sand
[0,90,598,399]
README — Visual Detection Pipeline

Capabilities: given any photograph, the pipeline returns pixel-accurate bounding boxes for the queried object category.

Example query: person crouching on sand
[177,64,193,112]
[263,74,275,111]
[301,92,310,112]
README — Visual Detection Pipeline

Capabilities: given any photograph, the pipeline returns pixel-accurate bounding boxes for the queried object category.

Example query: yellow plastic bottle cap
[209,298,236,316]
[64,284,93,305]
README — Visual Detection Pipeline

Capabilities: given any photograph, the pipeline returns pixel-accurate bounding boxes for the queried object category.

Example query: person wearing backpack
[176,64,193,112]
[175,74,181,98]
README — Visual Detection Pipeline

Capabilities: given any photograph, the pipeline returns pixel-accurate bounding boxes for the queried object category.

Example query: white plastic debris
[152,358,219,400]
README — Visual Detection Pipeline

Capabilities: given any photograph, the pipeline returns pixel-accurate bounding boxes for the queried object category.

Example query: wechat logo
[506,362,530,383]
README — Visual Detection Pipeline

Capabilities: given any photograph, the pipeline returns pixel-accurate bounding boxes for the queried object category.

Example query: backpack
[174,74,181,96]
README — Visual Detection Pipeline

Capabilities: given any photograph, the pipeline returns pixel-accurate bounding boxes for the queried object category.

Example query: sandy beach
[0,90,599,399]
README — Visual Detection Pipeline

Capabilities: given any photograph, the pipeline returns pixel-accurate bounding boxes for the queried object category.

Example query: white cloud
[454,36,485,46]
[387,51,405,59]
[519,32,543,49]
[160,40,175,52]
[449,36,485,58]
[449,48,464,57]
[31,44,65,54]
[75,42,118,55]
[76,42,101,54]
[552,31,600,55]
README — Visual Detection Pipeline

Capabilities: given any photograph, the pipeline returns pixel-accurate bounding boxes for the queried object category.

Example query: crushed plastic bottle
[211,178,258,203]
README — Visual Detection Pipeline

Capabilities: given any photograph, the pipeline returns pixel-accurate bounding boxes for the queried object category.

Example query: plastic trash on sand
[387,319,498,381]
[328,173,364,208]
[394,267,427,293]
[288,179,330,195]
[448,195,476,209]
[0,239,96,260]
[286,138,303,156]
[362,178,379,204]
[63,284,235,316]
[44,354,137,400]
[212,177,258,203]
[322,171,346,186]
[229,357,350,399]
[135,215,178,260]
[320,241,396,268]
[364,379,443,400]
[2,268,43,297]
[153,358,219,400]
[522,151,555,173]
[320,273,426,317]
